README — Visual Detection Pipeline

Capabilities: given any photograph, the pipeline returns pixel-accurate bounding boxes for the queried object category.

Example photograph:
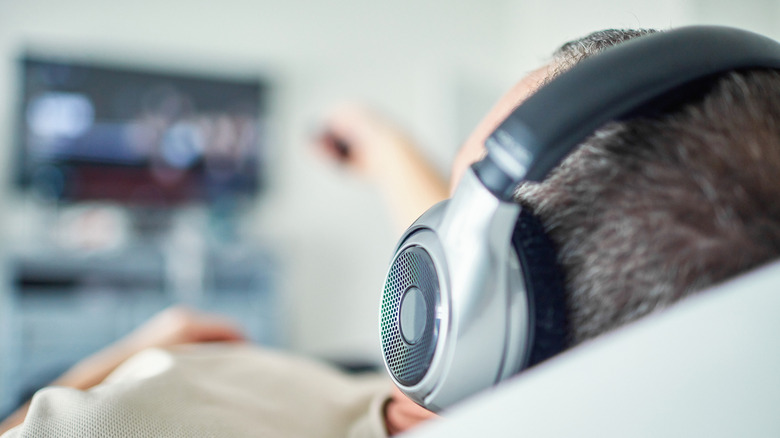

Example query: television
[14,55,268,206]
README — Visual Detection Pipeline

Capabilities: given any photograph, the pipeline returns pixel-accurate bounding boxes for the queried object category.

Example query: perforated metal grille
[381,246,440,386]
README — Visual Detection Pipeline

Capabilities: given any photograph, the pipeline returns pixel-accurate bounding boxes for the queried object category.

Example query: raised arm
[316,104,449,232]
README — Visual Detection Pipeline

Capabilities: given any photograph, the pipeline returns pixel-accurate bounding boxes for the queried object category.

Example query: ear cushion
[512,207,569,368]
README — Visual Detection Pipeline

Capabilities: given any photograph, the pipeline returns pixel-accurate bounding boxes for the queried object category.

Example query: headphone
[379,26,780,411]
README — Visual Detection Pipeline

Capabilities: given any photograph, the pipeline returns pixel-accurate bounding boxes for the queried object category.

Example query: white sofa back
[405,260,780,437]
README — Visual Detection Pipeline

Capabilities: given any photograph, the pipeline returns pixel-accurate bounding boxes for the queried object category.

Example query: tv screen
[15,55,267,206]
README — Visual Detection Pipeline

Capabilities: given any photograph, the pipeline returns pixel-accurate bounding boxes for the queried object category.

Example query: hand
[56,306,245,390]
[315,104,420,181]
[314,104,449,231]
[118,306,245,353]
[384,387,438,435]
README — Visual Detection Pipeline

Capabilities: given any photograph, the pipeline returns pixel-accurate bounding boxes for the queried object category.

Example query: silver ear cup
[380,168,529,411]
[381,245,441,386]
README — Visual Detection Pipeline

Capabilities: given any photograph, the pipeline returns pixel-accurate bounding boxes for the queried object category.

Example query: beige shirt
[3,344,393,437]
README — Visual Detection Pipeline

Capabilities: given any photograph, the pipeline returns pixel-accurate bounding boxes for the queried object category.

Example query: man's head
[385,28,780,434]
[517,69,780,344]
[452,28,780,345]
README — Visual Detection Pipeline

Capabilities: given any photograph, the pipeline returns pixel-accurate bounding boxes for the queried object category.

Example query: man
[330,27,780,432]
[4,27,779,437]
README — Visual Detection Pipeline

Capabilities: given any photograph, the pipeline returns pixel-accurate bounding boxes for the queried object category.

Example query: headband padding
[512,208,569,367]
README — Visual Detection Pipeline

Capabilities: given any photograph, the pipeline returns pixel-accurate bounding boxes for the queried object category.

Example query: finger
[191,322,246,343]
[185,312,247,343]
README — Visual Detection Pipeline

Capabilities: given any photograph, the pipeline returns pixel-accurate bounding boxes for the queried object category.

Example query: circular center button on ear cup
[400,287,427,344]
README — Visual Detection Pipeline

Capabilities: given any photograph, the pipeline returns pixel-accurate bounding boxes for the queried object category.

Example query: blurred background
[0,0,777,416]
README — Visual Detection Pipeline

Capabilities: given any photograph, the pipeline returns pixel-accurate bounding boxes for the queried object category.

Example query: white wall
[0,0,777,363]
[0,0,518,363]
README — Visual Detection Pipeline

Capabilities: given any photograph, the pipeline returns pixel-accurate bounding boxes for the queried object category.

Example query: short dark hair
[548,28,658,81]
[517,30,780,344]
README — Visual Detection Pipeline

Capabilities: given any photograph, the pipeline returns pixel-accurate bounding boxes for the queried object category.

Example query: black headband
[475,25,780,201]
